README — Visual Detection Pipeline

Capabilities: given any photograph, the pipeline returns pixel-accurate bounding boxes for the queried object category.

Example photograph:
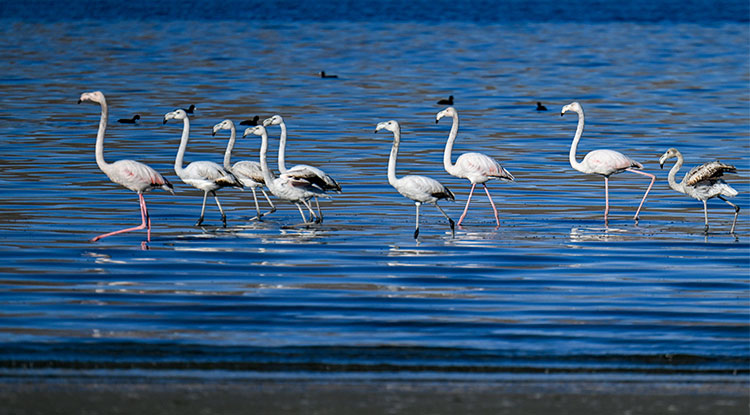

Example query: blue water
[0,0,748,382]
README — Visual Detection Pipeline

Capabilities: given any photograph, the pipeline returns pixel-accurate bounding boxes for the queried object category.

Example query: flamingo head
[561,102,582,117]
[435,107,456,124]
[262,115,284,127]
[658,148,681,169]
[212,119,234,136]
[243,125,266,138]
[375,120,399,134]
[163,109,188,124]
[78,91,106,105]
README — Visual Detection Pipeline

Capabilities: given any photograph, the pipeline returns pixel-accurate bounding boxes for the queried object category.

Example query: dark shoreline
[1,376,748,415]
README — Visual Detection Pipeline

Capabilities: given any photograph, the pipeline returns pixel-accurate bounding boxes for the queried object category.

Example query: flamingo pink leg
[626,168,655,222]
[457,183,477,226]
[92,193,150,242]
[603,176,610,225]
[482,184,500,226]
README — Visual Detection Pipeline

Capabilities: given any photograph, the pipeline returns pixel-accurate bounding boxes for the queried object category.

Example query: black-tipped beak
[211,129,216,137]
[659,162,664,169]
[435,119,438,124]
[374,129,378,133]
[162,118,168,125]
[77,99,82,104]
[560,112,564,117]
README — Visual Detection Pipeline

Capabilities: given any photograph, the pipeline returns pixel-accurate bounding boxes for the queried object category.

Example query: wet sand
[1,378,747,415]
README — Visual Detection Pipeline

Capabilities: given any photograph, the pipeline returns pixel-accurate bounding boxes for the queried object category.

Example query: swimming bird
[263,115,341,223]
[176,104,196,115]
[240,115,260,126]
[212,119,276,220]
[437,95,454,105]
[117,114,141,124]
[561,102,655,225]
[244,125,327,225]
[536,102,547,111]
[375,120,455,239]
[78,91,173,242]
[436,106,514,227]
[319,71,338,78]
[164,109,241,227]
[659,148,739,233]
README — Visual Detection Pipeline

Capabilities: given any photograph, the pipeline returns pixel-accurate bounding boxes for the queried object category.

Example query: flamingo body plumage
[376,120,455,239]
[78,91,173,243]
[164,109,241,227]
[561,101,655,225]
[659,147,739,233]
[436,106,513,227]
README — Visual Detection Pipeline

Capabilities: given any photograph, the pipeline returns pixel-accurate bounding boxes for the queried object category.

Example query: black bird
[117,114,141,124]
[536,102,548,111]
[240,115,260,126]
[319,71,338,78]
[182,104,196,114]
[437,95,454,105]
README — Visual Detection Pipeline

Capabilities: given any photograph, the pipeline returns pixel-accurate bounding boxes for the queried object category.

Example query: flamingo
[243,125,328,225]
[78,91,173,242]
[212,119,276,220]
[263,115,341,223]
[659,148,740,233]
[436,106,514,227]
[561,102,655,225]
[163,109,241,227]
[375,120,455,239]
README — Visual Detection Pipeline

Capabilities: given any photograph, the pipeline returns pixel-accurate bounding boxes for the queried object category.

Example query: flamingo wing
[286,164,341,192]
[685,161,737,186]
[109,159,173,193]
[455,152,514,182]
[232,160,265,186]
[582,149,642,176]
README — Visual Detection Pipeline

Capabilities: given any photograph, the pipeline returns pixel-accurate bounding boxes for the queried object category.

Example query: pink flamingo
[436,106,514,227]
[561,102,655,225]
[78,91,173,242]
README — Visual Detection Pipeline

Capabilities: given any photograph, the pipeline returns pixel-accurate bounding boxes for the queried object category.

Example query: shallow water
[0,7,748,382]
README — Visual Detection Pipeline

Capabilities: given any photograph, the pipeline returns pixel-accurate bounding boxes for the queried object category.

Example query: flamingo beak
[77,99,82,104]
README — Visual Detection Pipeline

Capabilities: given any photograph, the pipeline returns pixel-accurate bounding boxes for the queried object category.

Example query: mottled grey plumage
[659,147,740,233]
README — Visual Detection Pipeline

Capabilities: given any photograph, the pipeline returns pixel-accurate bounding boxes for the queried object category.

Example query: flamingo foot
[195,217,204,227]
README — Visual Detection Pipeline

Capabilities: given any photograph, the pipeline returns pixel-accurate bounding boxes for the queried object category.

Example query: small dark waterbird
[437,95,454,105]
[240,115,260,126]
[536,102,547,111]
[319,71,338,78]
[117,114,141,124]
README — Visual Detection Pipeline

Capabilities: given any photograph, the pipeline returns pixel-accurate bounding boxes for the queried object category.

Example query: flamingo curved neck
[277,121,289,173]
[666,153,685,193]
[387,128,401,187]
[258,129,277,190]
[442,111,459,175]
[568,107,586,173]
[222,124,236,170]
[94,99,112,173]
[174,116,191,177]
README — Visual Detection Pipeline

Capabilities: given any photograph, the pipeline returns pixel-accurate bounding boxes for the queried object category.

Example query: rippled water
[0,13,748,382]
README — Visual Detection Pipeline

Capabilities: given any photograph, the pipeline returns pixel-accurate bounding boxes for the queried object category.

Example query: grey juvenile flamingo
[659,148,739,233]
